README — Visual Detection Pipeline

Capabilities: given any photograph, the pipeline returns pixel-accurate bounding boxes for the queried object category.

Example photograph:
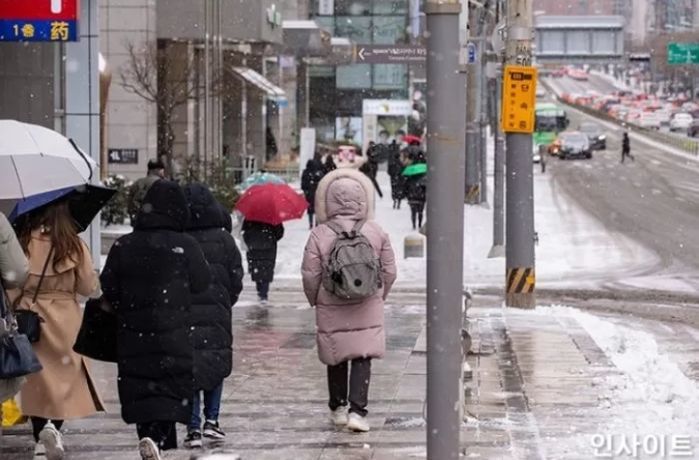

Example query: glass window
[567,31,589,54]
[335,0,372,15]
[335,16,372,43]
[315,17,335,35]
[336,64,372,89]
[373,0,408,15]
[373,64,407,90]
[372,16,408,44]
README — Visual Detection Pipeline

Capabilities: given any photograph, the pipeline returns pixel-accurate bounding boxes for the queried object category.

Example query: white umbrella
[0,120,96,215]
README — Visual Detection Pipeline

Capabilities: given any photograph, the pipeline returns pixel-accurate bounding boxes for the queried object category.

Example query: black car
[579,122,607,150]
[558,132,592,160]
[689,119,699,138]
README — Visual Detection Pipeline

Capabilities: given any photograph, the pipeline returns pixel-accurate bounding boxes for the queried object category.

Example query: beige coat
[302,169,397,366]
[9,232,105,420]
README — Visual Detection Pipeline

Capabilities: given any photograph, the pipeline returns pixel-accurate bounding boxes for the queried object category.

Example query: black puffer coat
[242,220,284,283]
[184,184,244,391]
[101,180,211,424]
[301,159,325,214]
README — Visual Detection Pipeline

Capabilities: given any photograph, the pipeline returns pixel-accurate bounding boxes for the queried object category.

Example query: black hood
[184,183,228,230]
[134,180,190,232]
[305,158,324,172]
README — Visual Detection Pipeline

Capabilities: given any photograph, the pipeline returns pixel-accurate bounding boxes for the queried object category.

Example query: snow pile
[540,306,699,437]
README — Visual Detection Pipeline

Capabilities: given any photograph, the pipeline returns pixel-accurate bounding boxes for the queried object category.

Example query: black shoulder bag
[0,281,43,379]
[15,247,53,343]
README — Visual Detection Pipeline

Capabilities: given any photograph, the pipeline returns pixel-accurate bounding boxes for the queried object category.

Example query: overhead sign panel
[501,66,537,134]
[668,43,699,65]
[0,0,79,41]
[355,45,426,64]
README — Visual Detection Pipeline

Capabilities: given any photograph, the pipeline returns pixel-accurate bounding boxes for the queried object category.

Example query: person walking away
[301,168,397,433]
[183,184,244,449]
[0,212,29,424]
[101,181,211,460]
[10,202,104,460]
[127,159,166,223]
[301,156,326,229]
[405,151,427,230]
[357,149,384,199]
[621,131,634,163]
[323,154,337,174]
[242,220,284,305]
[388,145,408,209]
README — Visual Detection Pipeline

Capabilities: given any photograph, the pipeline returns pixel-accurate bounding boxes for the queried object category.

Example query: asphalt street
[545,77,699,292]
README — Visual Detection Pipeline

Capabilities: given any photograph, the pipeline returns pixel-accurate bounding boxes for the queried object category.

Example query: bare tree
[120,40,221,175]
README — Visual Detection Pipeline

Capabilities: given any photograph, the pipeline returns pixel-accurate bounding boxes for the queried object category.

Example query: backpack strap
[326,220,365,238]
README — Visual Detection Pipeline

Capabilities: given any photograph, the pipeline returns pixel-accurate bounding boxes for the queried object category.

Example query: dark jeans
[327,357,371,417]
[308,211,315,228]
[137,421,178,451]
[31,417,64,442]
[410,203,425,230]
[256,281,270,300]
[189,382,224,431]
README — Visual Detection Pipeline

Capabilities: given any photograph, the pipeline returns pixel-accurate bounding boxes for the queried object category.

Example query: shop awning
[231,67,286,102]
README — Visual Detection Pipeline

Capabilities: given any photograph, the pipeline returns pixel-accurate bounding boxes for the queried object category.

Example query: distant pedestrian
[388,146,405,209]
[183,184,244,449]
[404,150,427,230]
[301,155,327,229]
[101,180,211,460]
[242,220,284,304]
[621,131,634,163]
[357,147,383,199]
[302,168,397,433]
[324,154,337,174]
[127,159,166,223]
[10,202,104,460]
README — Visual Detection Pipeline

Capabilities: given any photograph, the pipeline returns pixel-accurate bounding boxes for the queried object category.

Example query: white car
[669,113,694,131]
[637,113,661,130]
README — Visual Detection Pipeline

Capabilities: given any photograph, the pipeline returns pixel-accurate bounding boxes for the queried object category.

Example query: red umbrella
[403,134,422,145]
[235,183,308,225]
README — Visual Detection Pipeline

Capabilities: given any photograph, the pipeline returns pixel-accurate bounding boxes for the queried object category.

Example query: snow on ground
[537,306,699,440]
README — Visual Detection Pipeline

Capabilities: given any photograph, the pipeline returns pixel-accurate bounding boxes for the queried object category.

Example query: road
[544,76,699,293]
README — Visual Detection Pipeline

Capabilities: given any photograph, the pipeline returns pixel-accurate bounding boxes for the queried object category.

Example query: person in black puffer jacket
[182,184,243,447]
[242,220,284,304]
[101,180,211,458]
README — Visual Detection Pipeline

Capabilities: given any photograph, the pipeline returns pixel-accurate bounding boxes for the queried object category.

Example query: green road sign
[668,43,699,65]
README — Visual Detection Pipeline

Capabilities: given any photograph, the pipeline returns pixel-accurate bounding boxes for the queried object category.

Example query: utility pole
[489,0,505,258]
[425,1,465,458]
[479,39,488,205]
[465,1,481,204]
[504,0,536,308]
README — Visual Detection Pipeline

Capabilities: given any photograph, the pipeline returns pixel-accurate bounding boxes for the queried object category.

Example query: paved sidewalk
[0,290,647,459]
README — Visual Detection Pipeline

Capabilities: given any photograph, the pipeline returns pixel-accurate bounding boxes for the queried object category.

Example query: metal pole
[479,39,488,205]
[465,1,480,204]
[505,0,535,308]
[425,2,465,459]
[489,64,505,258]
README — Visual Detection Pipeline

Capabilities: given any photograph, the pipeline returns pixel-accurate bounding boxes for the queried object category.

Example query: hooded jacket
[301,169,397,366]
[101,180,211,424]
[301,159,326,214]
[184,184,244,391]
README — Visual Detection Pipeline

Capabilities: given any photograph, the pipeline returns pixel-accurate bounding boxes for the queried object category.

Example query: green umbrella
[402,163,428,177]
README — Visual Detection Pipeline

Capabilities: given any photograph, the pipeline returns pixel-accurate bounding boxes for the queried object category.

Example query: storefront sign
[363,99,413,116]
[0,0,79,42]
[319,0,334,15]
[355,45,426,64]
[108,148,139,165]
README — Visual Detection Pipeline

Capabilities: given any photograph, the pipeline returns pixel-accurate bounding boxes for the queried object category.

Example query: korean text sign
[0,0,79,42]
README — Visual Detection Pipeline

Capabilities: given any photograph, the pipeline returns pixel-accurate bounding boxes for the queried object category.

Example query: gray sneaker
[138,437,162,460]
[38,422,64,460]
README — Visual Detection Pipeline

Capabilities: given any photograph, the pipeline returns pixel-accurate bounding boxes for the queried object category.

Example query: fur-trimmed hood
[314,168,375,223]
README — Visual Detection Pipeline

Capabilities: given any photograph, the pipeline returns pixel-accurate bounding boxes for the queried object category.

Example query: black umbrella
[11,184,116,233]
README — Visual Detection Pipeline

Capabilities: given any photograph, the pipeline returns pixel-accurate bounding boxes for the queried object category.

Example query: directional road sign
[355,45,426,64]
[668,43,699,65]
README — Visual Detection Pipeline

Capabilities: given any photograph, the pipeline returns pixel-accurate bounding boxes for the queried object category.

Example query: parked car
[669,113,694,132]
[637,112,661,130]
[578,122,607,150]
[556,132,592,160]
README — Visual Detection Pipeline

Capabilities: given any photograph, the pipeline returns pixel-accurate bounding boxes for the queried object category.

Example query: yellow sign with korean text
[501,66,537,134]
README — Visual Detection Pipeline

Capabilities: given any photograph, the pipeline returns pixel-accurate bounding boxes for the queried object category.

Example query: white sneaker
[329,407,348,426]
[346,412,370,432]
[38,422,64,460]
[138,437,162,460]
[33,442,46,457]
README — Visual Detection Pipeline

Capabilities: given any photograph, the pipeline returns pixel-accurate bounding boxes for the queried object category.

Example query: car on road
[578,122,607,150]
[556,132,592,160]
[536,87,547,99]
[688,119,699,138]
[637,112,661,130]
[669,113,694,132]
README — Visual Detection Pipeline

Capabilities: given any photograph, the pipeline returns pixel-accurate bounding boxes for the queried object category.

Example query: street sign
[355,45,426,64]
[467,42,477,64]
[0,0,79,42]
[108,148,139,165]
[501,65,537,134]
[668,43,699,65]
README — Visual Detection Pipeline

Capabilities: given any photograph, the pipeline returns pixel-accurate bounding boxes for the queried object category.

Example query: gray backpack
[322,221,382,301]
